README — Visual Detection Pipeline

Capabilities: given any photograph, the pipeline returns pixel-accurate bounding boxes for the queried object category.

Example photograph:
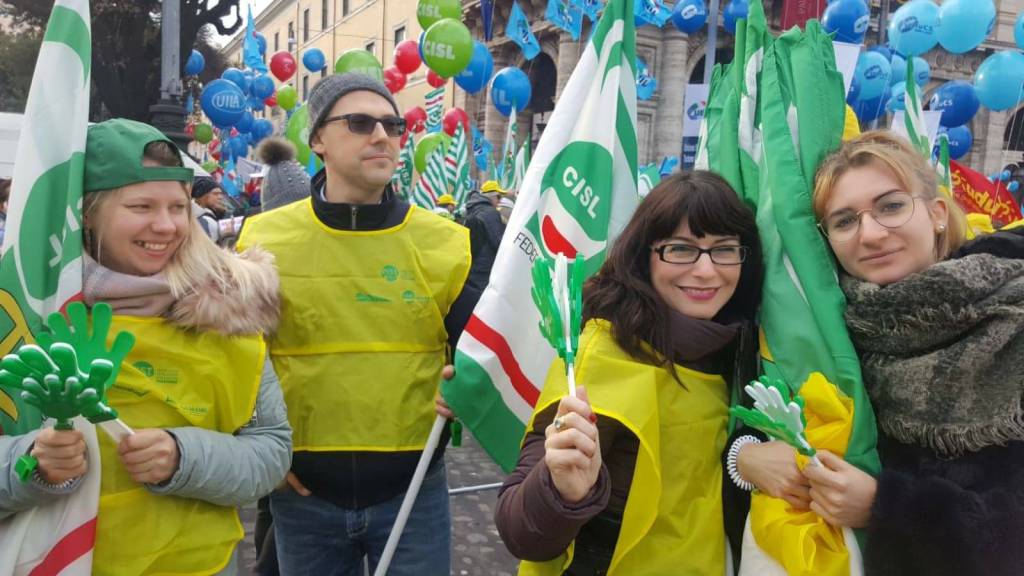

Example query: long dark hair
[583,170,763,376]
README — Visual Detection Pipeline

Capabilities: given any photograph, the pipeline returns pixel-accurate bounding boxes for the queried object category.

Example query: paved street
[237,434,520,575]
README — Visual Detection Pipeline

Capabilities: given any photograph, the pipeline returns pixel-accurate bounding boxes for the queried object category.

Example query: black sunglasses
[322,113,406,137]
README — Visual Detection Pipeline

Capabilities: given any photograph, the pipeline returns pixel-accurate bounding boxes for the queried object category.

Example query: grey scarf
[841,253,1024,457]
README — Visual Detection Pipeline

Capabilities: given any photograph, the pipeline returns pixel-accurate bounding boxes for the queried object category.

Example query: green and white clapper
[531,253,585,398]
[0,302,135,482]
[731,377,821,466]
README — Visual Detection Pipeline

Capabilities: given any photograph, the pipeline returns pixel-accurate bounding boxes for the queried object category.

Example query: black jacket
[864,226,1024,576]
[463,192,505,292]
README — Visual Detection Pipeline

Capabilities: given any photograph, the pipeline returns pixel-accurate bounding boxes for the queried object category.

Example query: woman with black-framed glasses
[803,130,1024,576]
[495,170,764,575]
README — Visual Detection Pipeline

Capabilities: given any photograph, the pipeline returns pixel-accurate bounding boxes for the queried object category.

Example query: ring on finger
[553,416,566,432]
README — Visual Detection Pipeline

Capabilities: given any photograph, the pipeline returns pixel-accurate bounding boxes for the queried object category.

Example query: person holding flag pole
[236,72,478,576]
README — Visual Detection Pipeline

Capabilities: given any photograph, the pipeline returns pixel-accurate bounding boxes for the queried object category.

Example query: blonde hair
[812,130,967,260]
[84,141,263,300]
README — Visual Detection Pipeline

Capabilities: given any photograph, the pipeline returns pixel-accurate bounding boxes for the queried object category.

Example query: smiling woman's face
[822,161,948,285]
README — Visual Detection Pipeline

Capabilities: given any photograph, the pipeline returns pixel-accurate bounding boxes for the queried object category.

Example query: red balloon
[211,151,221,161]
[393,40,422,75]
[270,51,297,82]
[442,108,470,136]
[383,67,407,94]
[427,69,446,88]
[208,138,220,153]
[185,123,196,138]
[404,106,427,133]
[264,94,278,107]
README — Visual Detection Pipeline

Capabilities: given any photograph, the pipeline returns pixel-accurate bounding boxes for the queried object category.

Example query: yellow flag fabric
[749,373,855,576]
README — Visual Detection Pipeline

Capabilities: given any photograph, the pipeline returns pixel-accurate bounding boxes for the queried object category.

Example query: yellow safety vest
[94,316,264,576]
[237,199,470,451]
[519,320,730,576]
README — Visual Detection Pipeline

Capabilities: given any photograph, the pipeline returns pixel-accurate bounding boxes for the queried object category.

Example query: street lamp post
[150,0,190,150]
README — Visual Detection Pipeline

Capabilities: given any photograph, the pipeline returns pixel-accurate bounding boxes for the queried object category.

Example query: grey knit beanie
[257,137,311,212]
[306,73,400,146]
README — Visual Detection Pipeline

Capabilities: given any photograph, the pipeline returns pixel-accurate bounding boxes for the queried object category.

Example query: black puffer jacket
[463,191,505,291]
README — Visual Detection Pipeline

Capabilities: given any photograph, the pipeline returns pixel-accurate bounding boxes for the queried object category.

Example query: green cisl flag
[0,0,90,435]
[442,0,638,471]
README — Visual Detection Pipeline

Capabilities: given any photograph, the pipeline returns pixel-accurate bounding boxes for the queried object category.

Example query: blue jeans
[270,461,451,576]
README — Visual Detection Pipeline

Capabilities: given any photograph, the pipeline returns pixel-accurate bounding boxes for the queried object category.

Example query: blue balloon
[911,56,930,86]
[200,79,247,128]
[888,81,907,112]
[937,125,973,160]
[251,74,275,99]
[887,0,940,56]
[1001,169,1012,181]
[490,67,531,117]
[236,110,254,133]
[929,80,980,127]
[255,32,268,55]
[854,51,891,100]
[230,136,249,160]
[1009,180,1020,193]
[851,88,889,123]
[303,48,326,73]
[454,41,494,94]
[221,67,249,93]
[184,49,205,76]
[937,0,995,54]
[1016,12,1024,50]
[723,0,749,35]
[889,53,906,85]
[822,0,870,44]
[251,119,274,142]
[671,0,708,34]
[867,45,893,61]
[247,94,265,112]
[418,31,426,64]
[974,50,1024,111]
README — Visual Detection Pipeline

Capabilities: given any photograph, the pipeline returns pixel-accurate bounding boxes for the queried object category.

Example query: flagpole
[373,414,447,576]
[703,0,721,83]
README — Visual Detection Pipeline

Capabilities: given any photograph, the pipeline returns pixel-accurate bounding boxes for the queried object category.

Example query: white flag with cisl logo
[441,0,638,471]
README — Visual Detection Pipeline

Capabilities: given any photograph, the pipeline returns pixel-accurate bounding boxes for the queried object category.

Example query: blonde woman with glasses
[803,130,1024,576]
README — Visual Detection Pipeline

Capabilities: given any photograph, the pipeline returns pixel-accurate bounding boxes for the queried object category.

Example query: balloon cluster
[843,0,1024,163]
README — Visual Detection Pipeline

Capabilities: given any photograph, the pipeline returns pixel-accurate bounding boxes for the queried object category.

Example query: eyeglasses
[818,191,922,243]
[321,113,406,137]
[651,243,748,265]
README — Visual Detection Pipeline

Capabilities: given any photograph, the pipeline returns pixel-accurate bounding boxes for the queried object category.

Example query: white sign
[890,110,944,152]
[682,83,709,138]
[833,41,862,98]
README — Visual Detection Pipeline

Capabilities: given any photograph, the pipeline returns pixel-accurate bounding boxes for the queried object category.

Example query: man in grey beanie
[237,73,480,576]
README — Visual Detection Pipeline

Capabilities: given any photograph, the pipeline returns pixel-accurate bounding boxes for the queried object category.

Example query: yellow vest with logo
[236,200,471,451]
[94,316,264,576]
[519,320,729,576]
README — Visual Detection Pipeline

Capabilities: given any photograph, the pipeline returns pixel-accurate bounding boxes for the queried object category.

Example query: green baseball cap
[83,119,194,193]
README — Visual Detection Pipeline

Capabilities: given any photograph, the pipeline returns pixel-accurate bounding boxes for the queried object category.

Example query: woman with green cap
[0,119,292,575]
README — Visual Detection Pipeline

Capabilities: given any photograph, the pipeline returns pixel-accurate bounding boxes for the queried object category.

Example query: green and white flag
[902,58,930,158]
[412,145,446,209]
[700,1,879,572]
[442,0,638,471]
[443,123,471,206]
[0,1,101,573]
[392,133,416,198]
[637,162,661,197]
[936,133,953,198]
[498,107,519,190]
[424,86,445,132]
[512,138,531,192]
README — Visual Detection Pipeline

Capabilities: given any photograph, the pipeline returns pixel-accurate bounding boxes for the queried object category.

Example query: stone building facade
[455,0,1024,178]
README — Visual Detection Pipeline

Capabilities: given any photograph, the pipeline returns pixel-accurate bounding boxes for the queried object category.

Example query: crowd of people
[1,70,1022,576]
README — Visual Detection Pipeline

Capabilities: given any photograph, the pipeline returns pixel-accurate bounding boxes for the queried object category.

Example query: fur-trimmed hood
[169,246,281,336]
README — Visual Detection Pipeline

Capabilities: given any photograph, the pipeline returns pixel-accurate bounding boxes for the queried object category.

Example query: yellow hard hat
[480,180,506,195]
[436,194,456,206]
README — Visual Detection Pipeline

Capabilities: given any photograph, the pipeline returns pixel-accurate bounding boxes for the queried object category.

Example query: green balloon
[285,105,312,166]
[422,19,473,78]
[277,84,298,111]
[417,0,462,29]
[334,49,384,82]
[414,131,451,174]
[194,123,213,144]
[201,160,218,173]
